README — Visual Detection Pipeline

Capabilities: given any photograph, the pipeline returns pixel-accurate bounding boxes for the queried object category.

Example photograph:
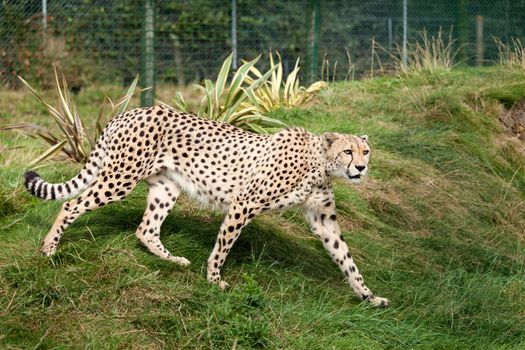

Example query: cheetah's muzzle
[347,173,361,180]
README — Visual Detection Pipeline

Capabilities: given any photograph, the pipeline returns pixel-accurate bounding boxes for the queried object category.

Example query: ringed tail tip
[24,170,40,189]
[24,170,48,199]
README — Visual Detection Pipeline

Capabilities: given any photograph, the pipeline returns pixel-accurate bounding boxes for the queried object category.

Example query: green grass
[1,67,525,349]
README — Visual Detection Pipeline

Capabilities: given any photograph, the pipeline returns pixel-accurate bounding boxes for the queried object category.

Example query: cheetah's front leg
[207,202,257,289]
[304,187,390,307]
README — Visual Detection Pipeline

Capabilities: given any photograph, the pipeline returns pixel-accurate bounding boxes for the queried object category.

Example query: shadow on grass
[63,202,339,282]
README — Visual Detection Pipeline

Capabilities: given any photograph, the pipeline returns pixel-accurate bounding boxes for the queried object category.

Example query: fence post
[42,0,47,30]
[456,0,468,63]
[231,0,238,69]
[388,17,392,51]
[308,0,320,82]
[171,34,185,86]
[402,0,407,67]
[42,0,48,46]
[476,15,484,66]
[505,0,509,41]
[141,0,155,107]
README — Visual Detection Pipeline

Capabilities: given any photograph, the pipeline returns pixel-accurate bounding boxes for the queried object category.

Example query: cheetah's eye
[363,150,370,155]
[343,149,352,155]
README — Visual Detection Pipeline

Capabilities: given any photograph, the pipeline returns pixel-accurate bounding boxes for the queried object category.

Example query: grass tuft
[496,37,525,71]
[384,28,458,76]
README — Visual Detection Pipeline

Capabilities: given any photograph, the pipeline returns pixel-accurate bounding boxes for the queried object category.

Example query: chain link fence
[1,0,525,91]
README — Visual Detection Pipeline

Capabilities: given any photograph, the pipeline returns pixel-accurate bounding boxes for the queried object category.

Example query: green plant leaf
[174,92,188,112]
[271,52,283,101]
[28,140,68,167]
[284,59,301,104]
[55,66,76,126]
[238,114,286,127]
[115,74,140,116]
[225,55,260,106]
[247,63,278,94]
[204,79,215,119]
[215,53,233,110]
[245,122,269,134]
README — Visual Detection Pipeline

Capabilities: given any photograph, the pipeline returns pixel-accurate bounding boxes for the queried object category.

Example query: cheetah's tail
[24,137,107,201]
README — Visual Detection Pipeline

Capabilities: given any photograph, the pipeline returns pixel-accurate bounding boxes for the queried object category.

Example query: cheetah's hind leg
[40,176,138,256]
[134,174,190,266]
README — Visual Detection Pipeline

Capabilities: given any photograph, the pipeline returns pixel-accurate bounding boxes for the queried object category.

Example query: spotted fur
[24,105,389,307]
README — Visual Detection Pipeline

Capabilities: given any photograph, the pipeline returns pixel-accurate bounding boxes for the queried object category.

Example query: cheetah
[24,105,389,307]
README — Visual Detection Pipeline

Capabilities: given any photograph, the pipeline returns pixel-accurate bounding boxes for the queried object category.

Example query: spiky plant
[174,53,286,134]
[244,52,328,113]
[0,68,141,165]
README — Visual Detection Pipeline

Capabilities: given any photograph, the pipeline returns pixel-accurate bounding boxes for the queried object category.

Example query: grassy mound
[1,67,524,349]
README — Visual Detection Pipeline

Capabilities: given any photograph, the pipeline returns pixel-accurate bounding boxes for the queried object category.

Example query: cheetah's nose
[355,165,366,172]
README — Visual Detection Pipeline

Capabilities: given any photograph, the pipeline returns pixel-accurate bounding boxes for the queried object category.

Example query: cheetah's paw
[40,243,57,257]
[219,280,230,290]
[368,296,390,307]
[169,256,191,266]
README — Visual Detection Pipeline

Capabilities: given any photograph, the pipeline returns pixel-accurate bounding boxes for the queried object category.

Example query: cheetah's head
[323,133,370,183]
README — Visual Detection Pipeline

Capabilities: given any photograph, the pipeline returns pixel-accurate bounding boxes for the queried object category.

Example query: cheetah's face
[323,132,370,183]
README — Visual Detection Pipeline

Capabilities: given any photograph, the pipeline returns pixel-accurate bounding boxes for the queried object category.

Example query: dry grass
[496,37,525,70]
[383,28,458,75]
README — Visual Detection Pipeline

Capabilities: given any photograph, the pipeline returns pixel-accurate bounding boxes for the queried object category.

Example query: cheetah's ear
[360,135,369,143]
[323,132,338,148]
